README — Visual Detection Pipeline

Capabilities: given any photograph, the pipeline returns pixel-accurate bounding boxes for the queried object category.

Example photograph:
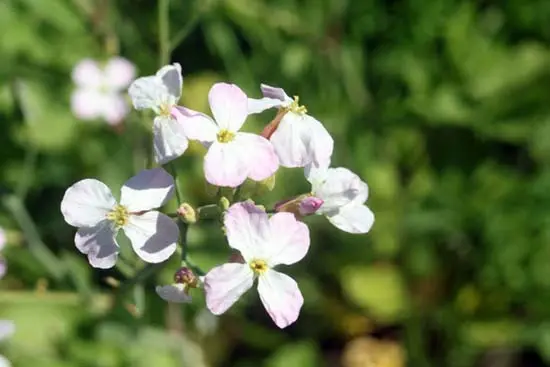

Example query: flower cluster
[61,63,374,328]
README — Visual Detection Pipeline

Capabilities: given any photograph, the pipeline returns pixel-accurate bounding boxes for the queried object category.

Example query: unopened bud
[298,196,323,216]
[274,194,322,217]
[174,267,198,288]
[177,203,197,224]
[219,197,230,211]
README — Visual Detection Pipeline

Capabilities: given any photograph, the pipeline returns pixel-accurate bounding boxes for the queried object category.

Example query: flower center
[106,204,129,227]
[249,259,268,275]
[287,95,307,115]
[159,103,172,117]
[217,129,235,143]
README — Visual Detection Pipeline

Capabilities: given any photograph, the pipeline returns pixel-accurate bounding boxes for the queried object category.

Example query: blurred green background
[2,0,550,365]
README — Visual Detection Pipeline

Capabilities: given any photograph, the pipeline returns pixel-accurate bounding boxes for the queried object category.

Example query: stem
[169,11,200,52]
[167,162,183,204]
[158,0,170,66]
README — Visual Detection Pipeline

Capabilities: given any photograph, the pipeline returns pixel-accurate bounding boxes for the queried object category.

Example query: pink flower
[71,57,135,125]
[172,83,279,188]
[204,202,309,328]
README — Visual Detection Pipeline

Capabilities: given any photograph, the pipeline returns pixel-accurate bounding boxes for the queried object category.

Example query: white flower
[0,320,14,367]
[60,168,179,268]
[128,63,190,164]
[71,57,135,125]
[248,84,334,168]
[305,162,374,234]
[204,201,309,329]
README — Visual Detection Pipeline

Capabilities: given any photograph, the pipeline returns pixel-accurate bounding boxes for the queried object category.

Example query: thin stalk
[158,0,170,66]
[169,11,200,52]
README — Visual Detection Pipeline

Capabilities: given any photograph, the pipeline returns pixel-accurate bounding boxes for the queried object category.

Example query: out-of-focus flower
[0,228,6,279]
[128,63,190,164]
[60,168,179,268]
[248,84,333,168]
[71,57,135,125]
[204,201,309,328]
[342,337,405,367]
[0,320,14,367]
[172,83,279,187]
[305,162,374,234]
[156,267,201,303]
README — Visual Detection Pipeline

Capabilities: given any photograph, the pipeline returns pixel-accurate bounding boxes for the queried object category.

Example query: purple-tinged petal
[203,141,248,187]
[235,132,279,181]
[298,196,324,216]
[204,263,254,315]
[104,57,136,90]
[171,106,218,144]
[224,202,270,261]
[61,179,116,228]
[257,269,303,328]
[267,212,310,266]
[208,83,248,131]
[75,221,119,269]
[120,167,175,212]
[260,84,291,102]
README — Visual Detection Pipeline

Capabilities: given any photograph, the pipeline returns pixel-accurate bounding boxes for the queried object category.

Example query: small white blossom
[0,320,14,367]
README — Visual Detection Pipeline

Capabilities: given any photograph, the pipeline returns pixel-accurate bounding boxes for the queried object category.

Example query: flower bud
[275,194,323,217]
[177,203,197,224]
[298,196,323,216]
[174,267,198,288]
[219,196,230,211]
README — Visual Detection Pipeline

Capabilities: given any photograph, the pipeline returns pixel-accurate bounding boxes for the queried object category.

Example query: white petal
[71,89,103,120]
[152,116,189,165]
[203,141,249,187]
[247,97,284,114]
[0,228,6,252]
[0,355,11,367]
[120,167,175,212]
[156,63,182,101]
[72,59,102,88]
[304,161,330,188]
[260,84,291,102]
[123,211,178,263]
[234,133,279,181]
[267,212,310,266]
[128,75,165,110]
[75,221,119,269]
[155,284,192,303]
[0,320,14,341]
[224,202,270,261]
[305,115,333,168]
[204,263,254,315]
[208,83,248,131]
[171,106,218,144]
[60,179,116,227]
[270,114,310,168]
[315,167,368,213]
[257,270,303,328]
[100,93,129,125]
[104,57,136,90]
[327,204,374,234]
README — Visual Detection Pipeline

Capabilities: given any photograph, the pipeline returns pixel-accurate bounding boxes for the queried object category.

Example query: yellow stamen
[159,103,171,117]
[106,204,129,227]
[287,95,307,115]
[217,129,235,143]
[249,259,268,275]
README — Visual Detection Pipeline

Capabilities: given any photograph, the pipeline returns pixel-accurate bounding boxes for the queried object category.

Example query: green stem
[169,11,200,52]
[158,0,170,66]
[167,162,183,204]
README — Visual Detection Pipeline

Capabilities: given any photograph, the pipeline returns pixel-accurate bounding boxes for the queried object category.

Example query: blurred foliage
[1,0,550,365]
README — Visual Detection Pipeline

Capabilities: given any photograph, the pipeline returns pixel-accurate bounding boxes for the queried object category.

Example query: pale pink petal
[315,168,368,213]
[204,142,248,187]
[260,84,291,102]
[204,263,254,315]
[326,204,374,234]
[120,168,175,212]
[208,83,248,131]
[152,116,189,165]
[75,221,119,269]
[71,89,103,120]
[247,97,284,114]
[0,320,14,341]
[123,211,178,263]
[224,202,270,261]
[104,57,136,90]
[155,284,192,303]
[101,93,129,125]
[61,179,116,227]
[257,269,303,328]
[171,106,218,144]
[235,132,279,181]
[72,59,102,88]
[267,212,309,266]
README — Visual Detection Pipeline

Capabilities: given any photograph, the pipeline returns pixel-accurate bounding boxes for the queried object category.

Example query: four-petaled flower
[248,84,334,168]
[128,63,190,164]
[305,162,374,234]
[204,201,309,328]
[60,168,179,268]
[172,83,279,187]
[71,57,136,125]
[0,320,14,367]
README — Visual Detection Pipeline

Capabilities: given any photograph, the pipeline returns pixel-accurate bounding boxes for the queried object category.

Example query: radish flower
[173,83,279,187]
[71,57,135,125]
[306,162,374,234]
[128,63,189,164]
[60,168,179,268]
[248,84,333,168]
[0,320,14,367]
[204,201,309,328]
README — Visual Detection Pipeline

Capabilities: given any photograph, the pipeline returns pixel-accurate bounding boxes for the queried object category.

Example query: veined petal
[171,106,218,144]
[155,284,192,303]
[72,59,102,88]
[71,89,103,120]
[224,202,270,262]
[260,84,291,102]
[101,93,129,125]
[128,75,165,110]
[120,167,175,212]
[270,114,310,168]
[61,179,116,227]
[0,320,14,341]
[267,212,310,266]
[326,204,374,234]
[104,57,136,90]
[315,167,368,213]
[156,63,182,101]
[204,263,254,315]
[208,83,248,131]
[257,269,303,328]
[247,97,284,114]
[123,211,178,263]
[75,221,119,269]
[235,133,279,181]
[204,141,248,187]
[152,115,189,165]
